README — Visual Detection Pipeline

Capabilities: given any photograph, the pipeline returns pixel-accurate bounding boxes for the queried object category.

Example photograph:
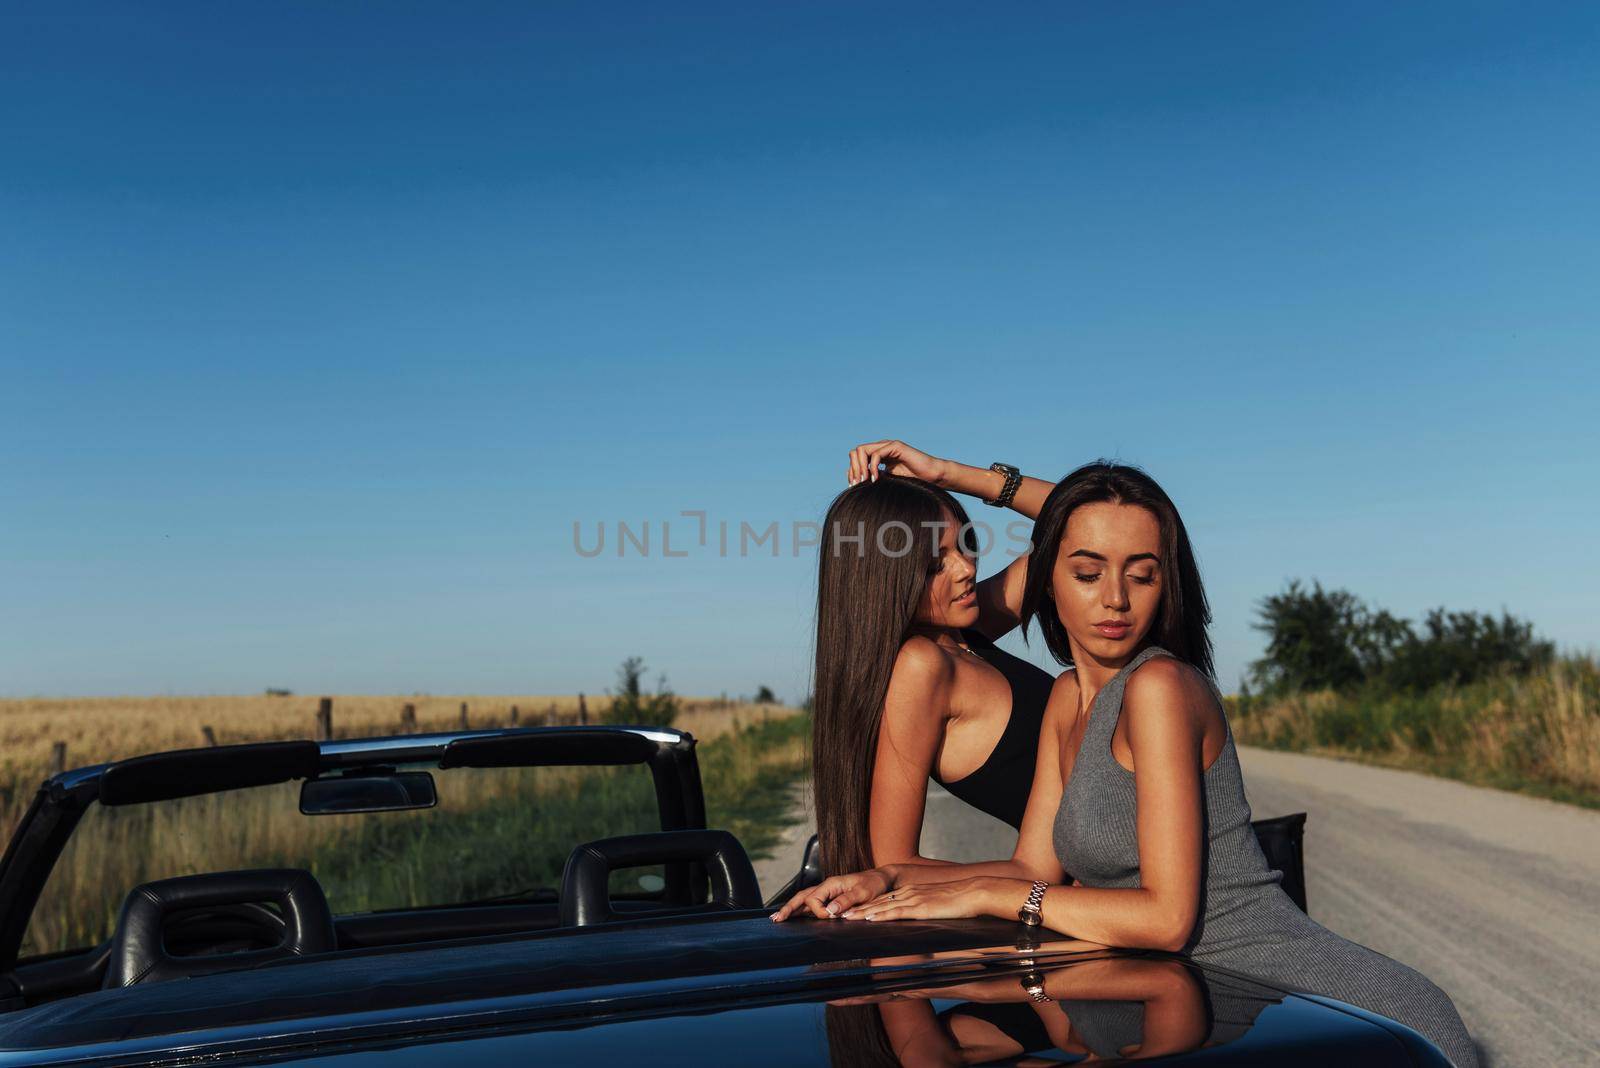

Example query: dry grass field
[0,693,807,957]
[0,693,780,770]
[0,694,784,815]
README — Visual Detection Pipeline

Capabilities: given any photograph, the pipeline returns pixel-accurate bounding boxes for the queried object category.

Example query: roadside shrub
[1231,654,1600,807]
[603,656,680,728]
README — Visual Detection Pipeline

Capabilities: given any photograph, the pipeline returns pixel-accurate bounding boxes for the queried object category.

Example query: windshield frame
[0,725,705,970]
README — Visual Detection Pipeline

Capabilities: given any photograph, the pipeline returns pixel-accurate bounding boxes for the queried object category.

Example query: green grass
[306,766,663,913]
[700,711,811,860]
[308,713,813,910]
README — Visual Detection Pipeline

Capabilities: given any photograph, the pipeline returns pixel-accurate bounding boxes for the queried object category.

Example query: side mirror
[300,771,437,815]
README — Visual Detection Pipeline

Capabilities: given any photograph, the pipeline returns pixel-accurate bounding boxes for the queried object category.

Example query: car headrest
[103,868,336,988]
[560,829,762,927]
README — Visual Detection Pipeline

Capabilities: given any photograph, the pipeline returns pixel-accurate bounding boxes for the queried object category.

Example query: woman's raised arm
[845,440,1052,521]
[844,439,1056,640]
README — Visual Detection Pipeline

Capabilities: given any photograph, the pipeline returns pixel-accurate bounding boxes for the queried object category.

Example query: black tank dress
[926,627,1055,830]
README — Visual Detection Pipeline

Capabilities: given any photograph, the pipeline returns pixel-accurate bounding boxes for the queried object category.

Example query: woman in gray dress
[775,460,1479,1068]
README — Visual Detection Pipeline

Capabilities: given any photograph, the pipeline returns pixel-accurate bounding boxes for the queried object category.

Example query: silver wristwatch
[1017,879,1048,926]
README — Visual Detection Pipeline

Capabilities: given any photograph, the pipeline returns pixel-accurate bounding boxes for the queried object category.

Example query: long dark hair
[812,476,976,876]
[824,1005,900,1067]
[1020,460,1215,678]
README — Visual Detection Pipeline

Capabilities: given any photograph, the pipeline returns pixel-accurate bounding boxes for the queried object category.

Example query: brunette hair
[1020,460,1215,678]
[824,1005,899,1067]
[811,476,976,876]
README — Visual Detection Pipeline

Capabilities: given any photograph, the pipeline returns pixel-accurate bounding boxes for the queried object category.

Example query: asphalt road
[752,749,1600,1068]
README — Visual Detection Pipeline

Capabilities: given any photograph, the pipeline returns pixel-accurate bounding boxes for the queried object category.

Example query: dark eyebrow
[1067,550,1161,565]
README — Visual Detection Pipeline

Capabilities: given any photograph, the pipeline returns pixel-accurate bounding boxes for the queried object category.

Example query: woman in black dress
[813,439,1057,876]
[813,439,1060,1067]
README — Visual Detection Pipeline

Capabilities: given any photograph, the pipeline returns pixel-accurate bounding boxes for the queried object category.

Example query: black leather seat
[103,868,336,988]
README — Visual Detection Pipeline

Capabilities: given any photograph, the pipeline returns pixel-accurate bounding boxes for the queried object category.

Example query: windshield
[22,761,663,958]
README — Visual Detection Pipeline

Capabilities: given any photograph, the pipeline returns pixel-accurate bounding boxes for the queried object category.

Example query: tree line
[1248,579,1553,695]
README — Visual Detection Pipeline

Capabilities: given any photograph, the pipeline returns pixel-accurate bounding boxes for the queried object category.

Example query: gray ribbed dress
[1052,645,1478,1068]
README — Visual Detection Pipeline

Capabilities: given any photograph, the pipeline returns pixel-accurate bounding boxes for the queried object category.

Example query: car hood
[0,914,1447,1066]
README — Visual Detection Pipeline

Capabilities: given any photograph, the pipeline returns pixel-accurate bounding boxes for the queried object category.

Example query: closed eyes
[1074,572,1157,586]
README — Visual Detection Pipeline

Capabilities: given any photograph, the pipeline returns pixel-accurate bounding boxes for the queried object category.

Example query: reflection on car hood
[0,914,1449,1067]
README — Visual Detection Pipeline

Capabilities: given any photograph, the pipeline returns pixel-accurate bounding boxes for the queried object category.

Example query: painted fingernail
[825,903,838,916]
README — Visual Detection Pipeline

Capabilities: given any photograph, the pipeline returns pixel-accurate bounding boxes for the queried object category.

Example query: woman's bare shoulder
[883,636,957,724]
[893,634,957,677]
[1043,667,1080,726]
[1126,653,1213,695]
[1123,654,1222,728]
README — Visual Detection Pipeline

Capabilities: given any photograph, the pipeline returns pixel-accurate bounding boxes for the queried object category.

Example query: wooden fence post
[201,726,218,747]
[49,741,67,775]
[316,698,333,741]
[400,703,416,734]
[459,702,469,730]
[578,693,588,726]
[509,705,519,726]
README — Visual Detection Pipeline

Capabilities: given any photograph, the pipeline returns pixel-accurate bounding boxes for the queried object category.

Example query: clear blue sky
[4,2,1597,700]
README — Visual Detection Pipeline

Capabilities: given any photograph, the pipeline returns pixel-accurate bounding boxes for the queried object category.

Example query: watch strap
[1017,879,1048,925]
[984,462,1022,508]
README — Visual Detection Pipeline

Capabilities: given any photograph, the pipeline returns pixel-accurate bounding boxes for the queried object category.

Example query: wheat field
[0,693,794,841]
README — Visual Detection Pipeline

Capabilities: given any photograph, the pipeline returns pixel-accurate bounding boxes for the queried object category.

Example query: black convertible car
[0,725,1450,1066]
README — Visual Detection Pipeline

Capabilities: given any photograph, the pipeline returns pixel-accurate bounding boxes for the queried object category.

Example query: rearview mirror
[300,771,437,815]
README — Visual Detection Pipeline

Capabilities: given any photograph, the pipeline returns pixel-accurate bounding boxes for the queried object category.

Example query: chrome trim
[42,726,693,789]
[319,725,689,756]
[44,764,110,792]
